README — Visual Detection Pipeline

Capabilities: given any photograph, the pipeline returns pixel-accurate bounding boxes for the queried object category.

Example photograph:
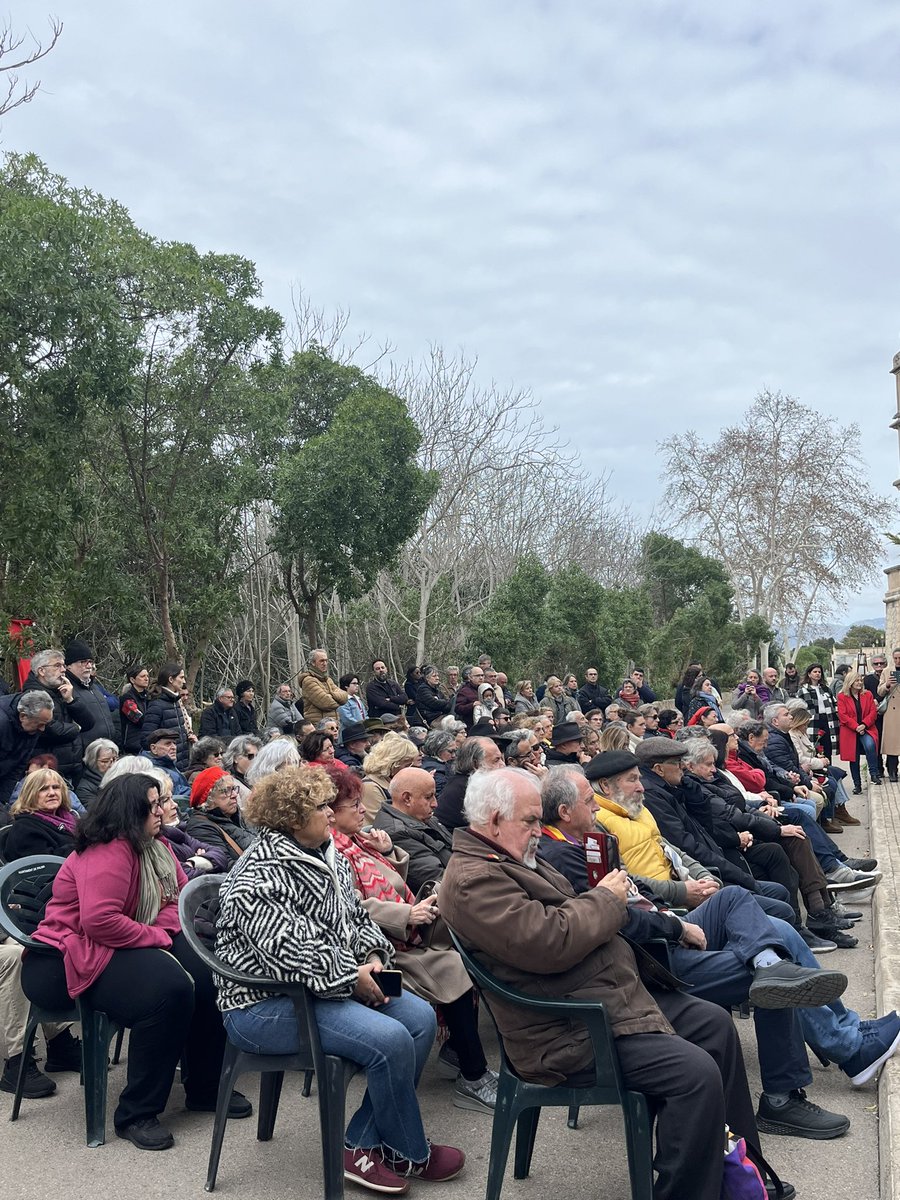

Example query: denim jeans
[224,989,436,1162]
[780,804,843,872]
[849,734,881,788]
[770,918,862,1064]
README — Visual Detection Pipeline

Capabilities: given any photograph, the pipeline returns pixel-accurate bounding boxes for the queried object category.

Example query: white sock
[752,949,782,968]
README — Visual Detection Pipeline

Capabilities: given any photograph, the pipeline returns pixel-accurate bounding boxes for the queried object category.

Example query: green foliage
[272,361,437,643]
[794,643,834,674]
[840,624,884,647]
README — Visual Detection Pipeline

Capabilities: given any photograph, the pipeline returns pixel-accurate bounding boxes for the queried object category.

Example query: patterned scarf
[331,830,421,950]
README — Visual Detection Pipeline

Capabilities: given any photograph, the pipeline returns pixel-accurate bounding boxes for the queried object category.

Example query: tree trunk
[758,640,770,671]
[285,610,303,682]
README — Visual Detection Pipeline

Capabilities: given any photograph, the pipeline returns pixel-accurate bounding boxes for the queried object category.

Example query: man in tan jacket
[440,767,785,1200]
[298,648,348,725]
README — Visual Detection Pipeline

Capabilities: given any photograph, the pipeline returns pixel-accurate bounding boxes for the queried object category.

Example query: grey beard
[523,839,540,869]
[609,788,644,819]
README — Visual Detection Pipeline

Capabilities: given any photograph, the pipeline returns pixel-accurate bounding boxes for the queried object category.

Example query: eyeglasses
[312,801,333,812]
[148,801,164,813]
[333,800,365,812]
[245,751,257,759]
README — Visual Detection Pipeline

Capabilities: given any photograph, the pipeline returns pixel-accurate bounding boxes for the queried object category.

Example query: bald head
[389,766,437,821]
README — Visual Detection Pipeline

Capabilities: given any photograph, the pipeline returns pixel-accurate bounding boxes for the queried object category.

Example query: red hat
[190,766,227,809]
[687,706,713,727]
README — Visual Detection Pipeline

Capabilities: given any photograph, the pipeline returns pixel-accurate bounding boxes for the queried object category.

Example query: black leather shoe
[757,1089,850,1139]
[749,962,847,1009]
[186,1090,253,1119]
[115,1116,174,1151]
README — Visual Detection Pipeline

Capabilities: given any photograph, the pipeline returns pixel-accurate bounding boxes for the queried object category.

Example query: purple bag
[721,1128,765,1200]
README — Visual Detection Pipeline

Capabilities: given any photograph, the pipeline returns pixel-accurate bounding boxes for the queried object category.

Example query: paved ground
[2,780,890,1200]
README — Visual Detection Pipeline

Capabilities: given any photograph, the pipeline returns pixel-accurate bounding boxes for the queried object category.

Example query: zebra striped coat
[797,684,841,758]
[214,826,393,1014]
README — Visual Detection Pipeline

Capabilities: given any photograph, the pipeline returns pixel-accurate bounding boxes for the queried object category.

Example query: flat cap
[633,738,688,763]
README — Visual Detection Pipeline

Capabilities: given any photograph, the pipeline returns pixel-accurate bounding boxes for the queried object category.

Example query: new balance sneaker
[435,1042,460,1080]
[798,926,837,953]
[453,1069,498,1113]
[843,857,878,872]
[0,1053,56,1099]
[840,1016,900,1086]
[44,1028,82,1072]
[748,962,847,1009]
[387,1143,466,1183]
[343,1148,410,1195]
[756,1089,850,1139]
[826,865,882,886]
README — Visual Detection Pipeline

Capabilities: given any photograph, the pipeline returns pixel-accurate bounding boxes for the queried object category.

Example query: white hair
[83,738,119,770]
[464,767,540,826]
[246,737,300,786]
[100,755,155,788]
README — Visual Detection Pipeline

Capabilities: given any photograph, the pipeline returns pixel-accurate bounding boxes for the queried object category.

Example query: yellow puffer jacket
[594,795,671,881]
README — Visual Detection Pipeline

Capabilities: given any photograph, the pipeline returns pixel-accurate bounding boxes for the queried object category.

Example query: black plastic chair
[0,822,11,864]
[448,927,654,1200]
[0,855,122,1145]
[178,875,358,1196]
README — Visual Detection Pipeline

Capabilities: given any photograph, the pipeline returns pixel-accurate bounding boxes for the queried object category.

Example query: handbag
[878,696,889,716]
[721,1128,765,1199]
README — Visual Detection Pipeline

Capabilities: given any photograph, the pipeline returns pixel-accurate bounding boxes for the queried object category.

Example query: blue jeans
[780,804,844,871]
[224,989,436,1162]
[675,888,862,1090]
[849,734,881,788]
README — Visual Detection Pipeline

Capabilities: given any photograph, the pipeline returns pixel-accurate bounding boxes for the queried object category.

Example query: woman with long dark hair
[21,774,248,1150]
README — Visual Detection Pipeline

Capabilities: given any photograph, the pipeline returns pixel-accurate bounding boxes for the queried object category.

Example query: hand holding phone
[377,969,403,998]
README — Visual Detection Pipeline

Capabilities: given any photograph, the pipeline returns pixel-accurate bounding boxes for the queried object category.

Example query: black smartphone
[377,969,403,997]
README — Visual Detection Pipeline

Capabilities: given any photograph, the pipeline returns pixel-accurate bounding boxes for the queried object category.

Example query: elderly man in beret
[538,761,891,1128]
[632,738,794,910]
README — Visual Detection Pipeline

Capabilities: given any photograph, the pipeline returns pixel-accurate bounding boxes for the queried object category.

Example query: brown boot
[834,804,861,826]
[820,817,844,833]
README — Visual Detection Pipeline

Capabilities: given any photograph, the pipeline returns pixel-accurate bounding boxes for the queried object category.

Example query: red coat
[836,691,879,762]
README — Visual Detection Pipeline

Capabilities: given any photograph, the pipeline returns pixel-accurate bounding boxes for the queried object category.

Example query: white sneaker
[826,865,882,886]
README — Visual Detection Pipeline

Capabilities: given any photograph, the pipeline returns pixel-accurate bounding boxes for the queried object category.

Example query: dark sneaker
[389,1143,466,1183]
[0,1054,56,1099]
[749,962,847,1009]
[806,917,859,949]
[840,1015,900,1086]
[765,1183,796,1199]
[435,1042,460,1080]
[756,1089,850,1139]
[44,1028,82,1072]
[860,1010,899,1032]
[798,927,837,953]
[453,1069,498,1113]
[186,1090,253,1118]
[843,857,878,871]
[115,1116,175,1151]
[343,1147,410,1195]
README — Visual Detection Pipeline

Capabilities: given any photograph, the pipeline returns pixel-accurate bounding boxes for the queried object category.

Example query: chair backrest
[178,874,326,1071]
[0,855,67,947]
[0,822,11,865]
[448,924,624,1093]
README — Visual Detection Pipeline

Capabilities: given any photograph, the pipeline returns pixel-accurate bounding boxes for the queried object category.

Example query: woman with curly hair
[215,766,465,1192]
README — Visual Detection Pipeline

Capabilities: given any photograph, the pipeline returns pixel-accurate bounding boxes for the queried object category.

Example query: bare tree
[659,389,899,660]
[0,17,63,119]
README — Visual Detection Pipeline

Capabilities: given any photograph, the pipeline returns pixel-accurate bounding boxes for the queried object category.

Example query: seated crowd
[1,642,899,1199]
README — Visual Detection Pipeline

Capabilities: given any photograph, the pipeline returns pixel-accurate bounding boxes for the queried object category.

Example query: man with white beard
[439,767,792,1200]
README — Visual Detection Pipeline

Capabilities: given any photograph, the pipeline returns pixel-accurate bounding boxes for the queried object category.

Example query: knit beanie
[234,679,254,700]
[65,639,94,665]
[190,766,227,809]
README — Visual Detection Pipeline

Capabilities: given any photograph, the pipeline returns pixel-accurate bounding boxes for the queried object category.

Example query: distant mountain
[829,617,886,644]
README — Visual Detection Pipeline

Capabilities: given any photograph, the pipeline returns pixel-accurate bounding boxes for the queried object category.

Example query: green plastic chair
[448,927,654,1200]
[0,855,122,1146]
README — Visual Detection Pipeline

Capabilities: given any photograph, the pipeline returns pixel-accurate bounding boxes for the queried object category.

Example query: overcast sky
[7,1,900,628]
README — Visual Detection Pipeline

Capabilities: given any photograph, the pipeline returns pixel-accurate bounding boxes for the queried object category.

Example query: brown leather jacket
[440,827,674,1085]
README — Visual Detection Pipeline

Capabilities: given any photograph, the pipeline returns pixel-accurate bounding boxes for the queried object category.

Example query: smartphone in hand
[377,970,403,997]
[584,831,621,887]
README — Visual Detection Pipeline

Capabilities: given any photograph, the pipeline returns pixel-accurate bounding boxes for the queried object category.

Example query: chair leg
[567,1103,580,1130]
[513,1106,540,1179]
[622,1092,655,1200]
[256,1071,284,1142]
[302,1069,313,1097]
[10,1009,41,1121]
[484,1083,519,1200]
[205,1048,242,1192]
[112,1026,125,1065]
[317,1057,349,1200]
[82,1010,111,1147]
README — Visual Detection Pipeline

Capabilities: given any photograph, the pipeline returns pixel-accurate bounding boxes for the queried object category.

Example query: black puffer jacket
[4,811,76,861]
[415,681,452,725]
[66,672,120,749]
[21,671,85,782]
[142,688,192,772]
[199,701,240,740]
